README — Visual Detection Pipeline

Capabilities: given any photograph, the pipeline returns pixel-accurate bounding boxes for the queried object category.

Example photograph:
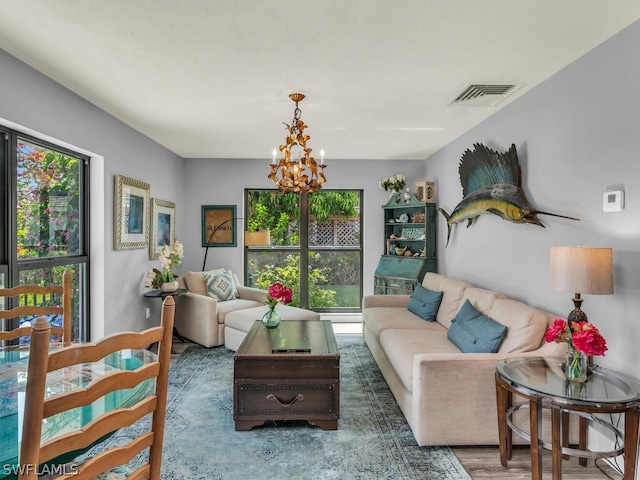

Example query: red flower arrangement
[544,318,608,357]
[266,282,293,309]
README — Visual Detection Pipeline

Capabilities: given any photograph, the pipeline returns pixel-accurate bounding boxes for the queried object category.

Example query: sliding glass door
[244,189,362,313]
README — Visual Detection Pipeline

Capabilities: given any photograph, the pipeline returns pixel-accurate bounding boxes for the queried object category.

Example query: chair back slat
[46,327,164,371]
[43,364,161,418]
[0,270,73,343]
[19,296,175,480]
[40,396,157,463]
[0,326,63,342]
[126,464,153,480]
[0,305,63,318]
[49,435,154,480]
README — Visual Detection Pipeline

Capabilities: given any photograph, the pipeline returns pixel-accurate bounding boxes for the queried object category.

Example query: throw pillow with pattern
[203,270,236,301]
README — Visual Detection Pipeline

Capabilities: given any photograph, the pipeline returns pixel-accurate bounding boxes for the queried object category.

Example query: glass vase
[262,306,281,329]
[565,348,588,383]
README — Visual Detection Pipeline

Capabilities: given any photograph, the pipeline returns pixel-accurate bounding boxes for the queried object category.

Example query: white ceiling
[1,1,639,160]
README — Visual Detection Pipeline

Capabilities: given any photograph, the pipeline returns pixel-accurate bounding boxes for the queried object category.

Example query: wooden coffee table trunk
[233,320,340,431]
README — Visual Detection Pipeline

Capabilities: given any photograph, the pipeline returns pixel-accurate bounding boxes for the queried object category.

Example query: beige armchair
[174,270,267,347]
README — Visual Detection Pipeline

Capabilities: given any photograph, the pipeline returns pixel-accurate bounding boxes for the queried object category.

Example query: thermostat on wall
[603,190,624,212]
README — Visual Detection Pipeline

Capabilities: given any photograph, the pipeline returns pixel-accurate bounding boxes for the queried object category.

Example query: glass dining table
[0,343,156,479]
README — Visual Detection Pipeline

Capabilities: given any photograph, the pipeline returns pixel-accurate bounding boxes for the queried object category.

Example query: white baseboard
[320,313,363,323]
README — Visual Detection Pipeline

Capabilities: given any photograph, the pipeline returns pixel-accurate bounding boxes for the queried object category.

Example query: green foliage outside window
[17,141,80,260]
[247,189,361,309]
[251,253,338,308]
[247,190,359,245]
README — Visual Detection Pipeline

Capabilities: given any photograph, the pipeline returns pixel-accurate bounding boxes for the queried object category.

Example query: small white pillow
[203,270,236,301]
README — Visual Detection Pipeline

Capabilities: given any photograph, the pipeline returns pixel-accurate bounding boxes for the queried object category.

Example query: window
[244,189,362,313]
[1,129,89,341]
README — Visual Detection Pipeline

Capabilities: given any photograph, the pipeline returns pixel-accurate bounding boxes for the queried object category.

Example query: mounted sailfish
[439,143,579,246]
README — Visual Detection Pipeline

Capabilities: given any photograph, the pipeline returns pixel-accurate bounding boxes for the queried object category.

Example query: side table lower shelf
[495,357,640,480]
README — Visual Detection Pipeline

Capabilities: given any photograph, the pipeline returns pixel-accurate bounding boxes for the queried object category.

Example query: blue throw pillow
[447,300,507,353]
[407,284,443,322]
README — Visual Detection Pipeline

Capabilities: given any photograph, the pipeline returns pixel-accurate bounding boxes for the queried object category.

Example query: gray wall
[0,48,185,338]
[427,20,640,379]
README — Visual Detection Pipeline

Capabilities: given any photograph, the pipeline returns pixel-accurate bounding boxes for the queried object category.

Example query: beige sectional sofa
[174,271,319,348]
[174,271,266,348]
[362,272,566,446]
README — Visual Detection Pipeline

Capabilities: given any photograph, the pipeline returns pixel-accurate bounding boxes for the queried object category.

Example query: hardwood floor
[452,445,623,479]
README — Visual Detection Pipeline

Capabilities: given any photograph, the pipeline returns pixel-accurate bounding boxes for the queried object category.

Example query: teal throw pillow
[203,270,236,301]
[407,284,443,322]
[447,299,507,353]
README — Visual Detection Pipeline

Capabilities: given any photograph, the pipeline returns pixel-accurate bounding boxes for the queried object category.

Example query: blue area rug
[101,341,471,479]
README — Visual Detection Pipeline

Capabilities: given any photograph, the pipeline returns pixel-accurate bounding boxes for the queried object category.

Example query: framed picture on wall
[201,205,237,247]
[114,174,150,250]
[149,198,176,259]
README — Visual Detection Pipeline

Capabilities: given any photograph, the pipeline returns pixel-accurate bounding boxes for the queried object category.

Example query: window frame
[243,188,363,313]
[1,127,91,339]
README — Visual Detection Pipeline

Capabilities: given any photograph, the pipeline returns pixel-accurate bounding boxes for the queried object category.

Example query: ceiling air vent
[449,84,520,107]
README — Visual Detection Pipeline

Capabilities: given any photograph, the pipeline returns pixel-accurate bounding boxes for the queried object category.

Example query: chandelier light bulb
[271,148,277,164]
[320,148,325,165]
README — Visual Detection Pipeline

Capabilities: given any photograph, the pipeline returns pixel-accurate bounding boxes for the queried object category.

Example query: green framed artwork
[201,205,237,247]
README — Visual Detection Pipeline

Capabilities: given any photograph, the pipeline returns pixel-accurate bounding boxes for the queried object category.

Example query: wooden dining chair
[19,295,175,480]
[0,270,72,344]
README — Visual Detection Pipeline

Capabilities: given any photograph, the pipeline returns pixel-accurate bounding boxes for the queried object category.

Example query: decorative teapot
[395,246,407,256]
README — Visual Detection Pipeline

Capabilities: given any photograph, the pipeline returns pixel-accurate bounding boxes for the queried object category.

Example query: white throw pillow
[203,270,236,301]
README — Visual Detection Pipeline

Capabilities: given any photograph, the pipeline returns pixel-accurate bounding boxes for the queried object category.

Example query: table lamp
[548,246,613,323]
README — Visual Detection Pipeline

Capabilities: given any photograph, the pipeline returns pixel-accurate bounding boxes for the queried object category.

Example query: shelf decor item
[379,172,406,195]
[415,181,436,203]
[412,212,425,223]
[401,228,423,239]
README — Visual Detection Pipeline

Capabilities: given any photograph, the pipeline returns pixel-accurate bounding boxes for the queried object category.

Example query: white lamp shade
[548,246,613,295]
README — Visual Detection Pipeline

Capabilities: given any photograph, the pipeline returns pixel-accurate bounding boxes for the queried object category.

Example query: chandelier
[268,93,326,194]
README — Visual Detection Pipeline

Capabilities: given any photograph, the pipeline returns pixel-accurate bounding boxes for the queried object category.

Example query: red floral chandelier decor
[268,93,326,194]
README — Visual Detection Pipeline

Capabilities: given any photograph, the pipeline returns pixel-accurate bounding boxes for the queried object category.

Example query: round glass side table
[495,356,640,480]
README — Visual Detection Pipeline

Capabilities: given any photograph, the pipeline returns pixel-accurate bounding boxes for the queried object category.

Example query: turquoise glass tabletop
[0,345,155,479]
